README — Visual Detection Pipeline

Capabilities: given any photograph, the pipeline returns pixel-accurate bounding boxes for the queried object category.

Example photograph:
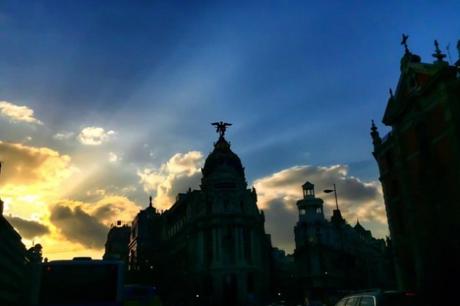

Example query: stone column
[197,230,204,266]
[234,226,241,265]
[214,227,219,263]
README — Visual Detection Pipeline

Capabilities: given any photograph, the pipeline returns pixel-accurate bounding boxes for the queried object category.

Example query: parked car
[335,290,418,306]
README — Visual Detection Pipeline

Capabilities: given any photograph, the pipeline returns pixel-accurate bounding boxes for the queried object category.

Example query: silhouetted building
[271,248,296,304]
[128,197,163,283]
[160,134,272,306]
[103,221,131,263]
[0,198,28,306]
[105,129,273,306]
[294,182,392,300]
[371,39,460,304]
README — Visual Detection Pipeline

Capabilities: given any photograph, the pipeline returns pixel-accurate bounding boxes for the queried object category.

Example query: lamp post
[324,184,339,210]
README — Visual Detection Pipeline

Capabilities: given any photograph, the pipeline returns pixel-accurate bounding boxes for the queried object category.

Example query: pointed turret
[371,120,382,146]
[144,195,157,214]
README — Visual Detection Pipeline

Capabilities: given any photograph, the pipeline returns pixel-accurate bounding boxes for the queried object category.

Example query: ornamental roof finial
[371,120,381,146]
[401,34,410,54]
[433,40,447,62]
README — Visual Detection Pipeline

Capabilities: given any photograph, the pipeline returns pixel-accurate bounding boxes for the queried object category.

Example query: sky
[0,1,459,259]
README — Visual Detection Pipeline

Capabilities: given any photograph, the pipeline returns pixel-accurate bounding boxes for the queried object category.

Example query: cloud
[5,216,50,239]
[0,141,74,186]
[263,199,298,252]
[108,152,120,163]
[138,151,204,209]
[78,127,116,145]
[0,141,78,233]
[253,164,388,253]
[50,204,108,249]
[53,131,75,141]
[0,140,140,257]
[49,196,140,249]
[0,101,42,125]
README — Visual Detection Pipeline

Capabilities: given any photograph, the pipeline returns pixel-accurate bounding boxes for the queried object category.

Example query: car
[335,290,418,306]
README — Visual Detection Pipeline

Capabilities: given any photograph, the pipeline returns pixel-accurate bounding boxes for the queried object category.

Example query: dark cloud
[50,204,108,249]
[335,176,379,202]
[167,172,202,197]
[264,200,297,252]
[5,216,50,239]
[92,205,114,220]
[0,141,70,186]
[254,164,388,253]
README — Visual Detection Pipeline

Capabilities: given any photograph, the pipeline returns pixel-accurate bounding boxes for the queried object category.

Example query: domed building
[157,127,272,306]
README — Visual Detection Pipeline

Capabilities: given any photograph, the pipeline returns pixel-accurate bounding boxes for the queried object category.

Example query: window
[300,209,306,215]
[359,296,375,306]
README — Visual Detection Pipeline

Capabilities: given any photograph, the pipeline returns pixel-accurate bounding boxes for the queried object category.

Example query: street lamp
[324,184,339,210]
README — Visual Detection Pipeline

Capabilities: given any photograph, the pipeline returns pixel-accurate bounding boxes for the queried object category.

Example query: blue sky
[0,1,459,257]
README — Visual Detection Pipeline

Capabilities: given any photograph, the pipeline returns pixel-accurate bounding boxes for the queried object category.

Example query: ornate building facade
[105,125,273,306]
[371,38,460,304]
[160,133,272,306]
[294,182,393,301]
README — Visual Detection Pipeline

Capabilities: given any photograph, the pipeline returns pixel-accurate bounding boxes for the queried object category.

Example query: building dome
[202,136,245,179]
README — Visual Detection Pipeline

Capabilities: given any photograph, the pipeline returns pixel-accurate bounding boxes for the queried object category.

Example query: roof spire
[401,34,410,54]
[399,34,421,71]
[433,40,447,62]
[371,120,382,146]
[149,195,152,207]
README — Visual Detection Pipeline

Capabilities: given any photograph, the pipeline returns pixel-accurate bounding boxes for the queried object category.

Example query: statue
[211,121,232,137]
